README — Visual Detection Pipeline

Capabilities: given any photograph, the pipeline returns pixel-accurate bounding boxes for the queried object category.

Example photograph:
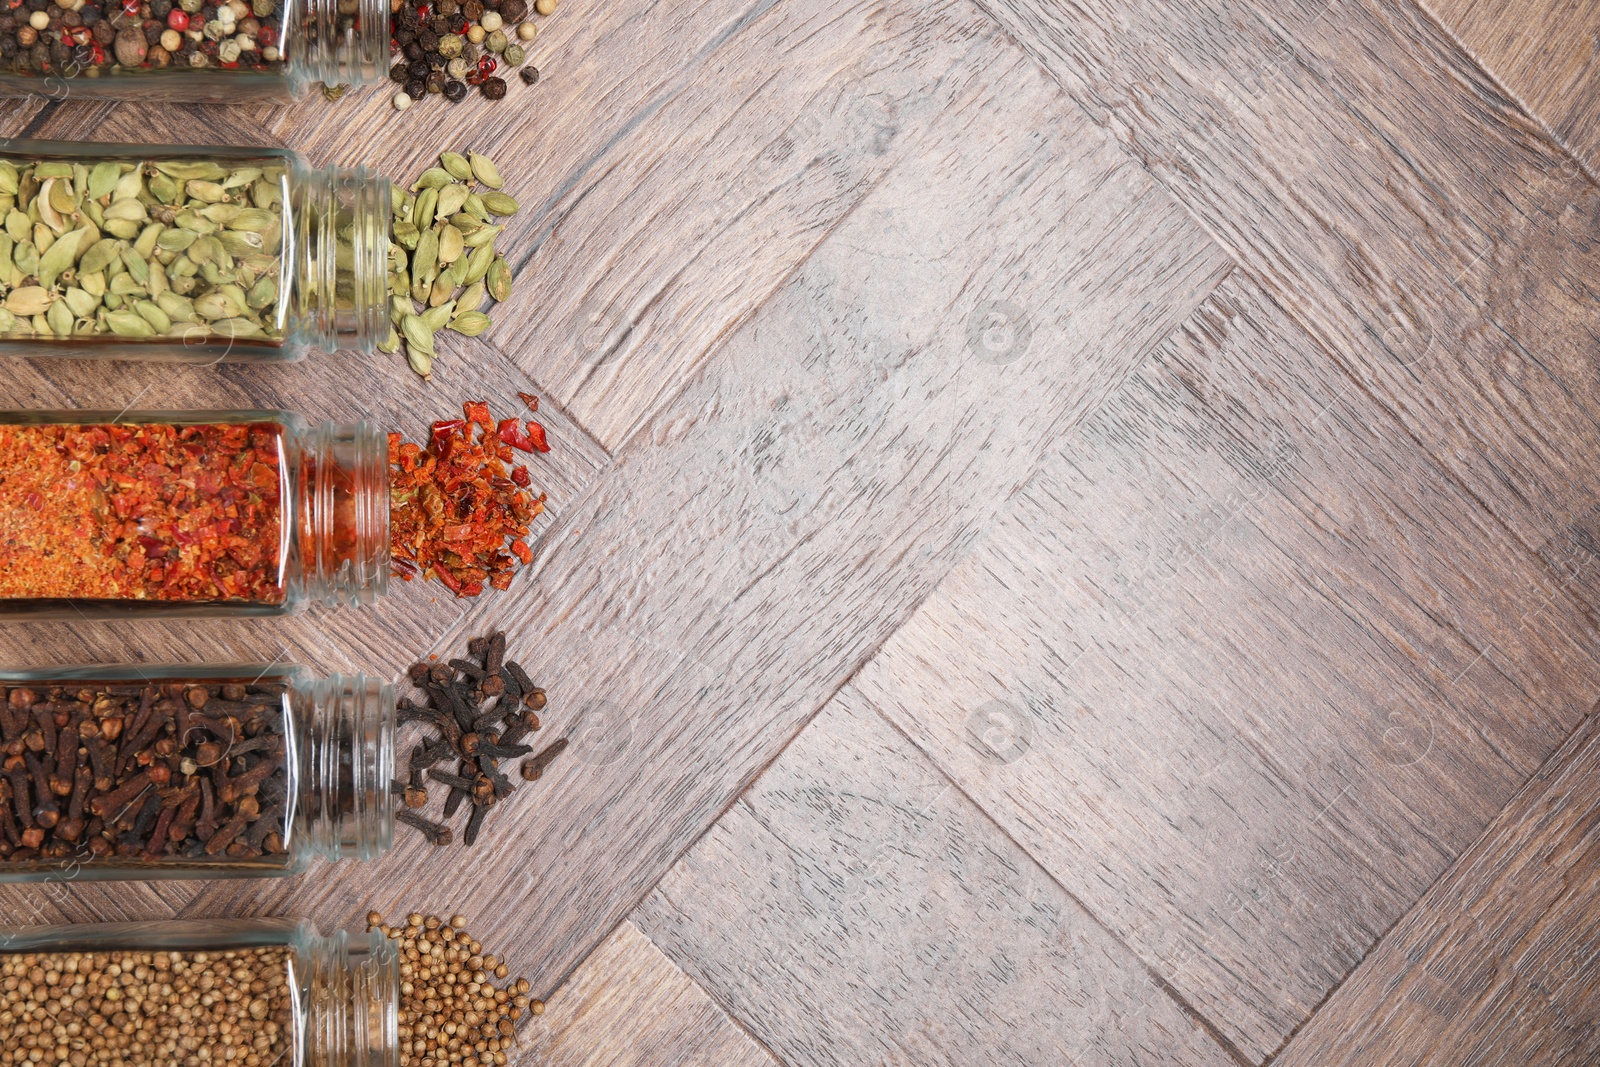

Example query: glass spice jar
[0,917,399,1067]
[0,410,390,618]
[0,664,395,881]
[0,139,388,361]
[0,0,390,102]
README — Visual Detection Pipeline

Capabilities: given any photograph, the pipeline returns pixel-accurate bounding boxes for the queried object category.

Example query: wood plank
[169,28,1230,1004]
[1423,0,1600,173]
[526,921,779,1067]
[635,686,1241,1067]
[975,0,1600,573]
[1274,705,1600,1067]
[274,0,1037,451]
[850,273,1600,1059]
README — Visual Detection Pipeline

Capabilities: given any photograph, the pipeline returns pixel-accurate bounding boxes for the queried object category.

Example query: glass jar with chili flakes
[0,0,389,102]
[0,663,395,882]
[0,139,389,361]
[0,410,389,618]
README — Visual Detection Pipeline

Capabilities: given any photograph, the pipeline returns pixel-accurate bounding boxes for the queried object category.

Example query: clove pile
[392,632,566,848]
[0,681,290,868]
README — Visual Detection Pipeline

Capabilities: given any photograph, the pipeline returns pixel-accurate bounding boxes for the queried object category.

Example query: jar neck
[296,420,391,607]
[304,927,400,1067]
[295,673,395,862]
[294,0,391,90]
[291,164,392,353]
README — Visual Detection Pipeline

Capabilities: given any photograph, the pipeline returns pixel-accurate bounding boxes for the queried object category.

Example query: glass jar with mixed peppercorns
[0,917,400,1067]
[0,0,388,100]
[0,664,395,882]
[0,140,389,362]
[0,410,389,618]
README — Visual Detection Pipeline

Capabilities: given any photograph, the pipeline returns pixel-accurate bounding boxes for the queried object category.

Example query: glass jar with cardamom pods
[0,410,390,618]
[0,664,395,882]
[0,917,399,1067]
[0,0,389,102]
[0,139,388,361]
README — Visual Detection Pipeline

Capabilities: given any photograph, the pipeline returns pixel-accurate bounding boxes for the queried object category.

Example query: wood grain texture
[1423,0,1600,173]
[164,26,1227,1001]
[524,921,779,1067]
[635,686,1240,1067]
[1274,705,1600,1066]
[976,0,1600,576]
[849,273,1600,1060]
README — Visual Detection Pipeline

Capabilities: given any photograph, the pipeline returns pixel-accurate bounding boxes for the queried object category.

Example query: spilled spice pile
[390,631,566,848]
[0,421,285,604]
[366,911,543,1067]
[0,680,290,868]
[388,0,555,108]
[389,398,547,597]
[0,945,295,1067]
[381,150,517,381]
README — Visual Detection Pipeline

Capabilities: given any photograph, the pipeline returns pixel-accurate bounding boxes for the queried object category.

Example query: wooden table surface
[3,0,1599,1062]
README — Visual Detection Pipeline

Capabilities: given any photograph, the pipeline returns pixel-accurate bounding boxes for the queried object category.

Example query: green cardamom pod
[5,210,29,244]
[148,172,180,205]
[401,314,436,357]
[0,162,18,196]
[245,276,277,310]
[218,231,265,256]
[415,168,455,191]
[407,347,433,379]
[193,290,236,321]
[450,213,487,235]
[436,183,471,220]
[0,307,16,333]
[155,291,197,323]
[429,274,456,307]
[449,310,492,337]
[412,228,439,289]
[105,308,156,337]
[185,180,231,204]
[378,325,401,354]
[393,220,421,251]
[221,168,263,189]
[156,161,228,182]
[132,222,163,260]
[119,247,150,286]
[455,281,486,314]
[44,297,72,337]
[32,162,72,180]
[156,228,198,253]
[437,224,464,265]
[228,208,279,233]
[211,318,265,338]
[462,193,490,222]
[146,261,167,300]
[134,299,172,333]
[487,257,513,303]
[460,224,501,249]
[414,187,439,233]
[12,241,38,279]
[103,219,141,241]
[440,152,473,181]
[420,300,455,331]
[36,234,77,290]
[463,240,495,286]
[62,287,97,319]
[199,203,243,225]
[108,272,146,297]
[102,199,148,223]
[468,153,504,189]
[79,270,105,299]
[481,192,519,217]
[87,162,122,201]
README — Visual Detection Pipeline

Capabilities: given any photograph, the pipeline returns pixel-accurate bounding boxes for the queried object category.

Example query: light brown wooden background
[2,0,1599,1062]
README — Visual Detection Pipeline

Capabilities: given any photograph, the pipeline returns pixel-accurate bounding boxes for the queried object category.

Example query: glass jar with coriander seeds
[0,664,395,882]
[0,917,399,1067]
[0,410,390,618]
[0,0,389,102]
[0,140,389,361]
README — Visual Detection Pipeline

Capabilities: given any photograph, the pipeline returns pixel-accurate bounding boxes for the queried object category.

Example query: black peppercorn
[90,18,113,43]
[425,70,445,93]
[150,0,170,15]
[442,78,467,101]
[404,76,426,98]
[447,12,466,32]
[407,57,429,78]
[418,28,438,50]
[518,64,538,85]
[479,75,506,99]
[395,26,414,45]
[79,3,101,22]
[428,15,447,34]
[25,0,47,12]
[499,0,525,19]
[390,61,409,83]
[142,21,163,45]
[60,9,80,27]
[403,40,423,60]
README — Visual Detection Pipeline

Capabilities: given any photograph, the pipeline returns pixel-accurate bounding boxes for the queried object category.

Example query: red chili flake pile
[0,422,285,604]
[389,398,548,597]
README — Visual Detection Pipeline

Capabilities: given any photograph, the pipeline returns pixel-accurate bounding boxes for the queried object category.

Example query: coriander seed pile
[0,946,294,1066]
[368,911,542,1067]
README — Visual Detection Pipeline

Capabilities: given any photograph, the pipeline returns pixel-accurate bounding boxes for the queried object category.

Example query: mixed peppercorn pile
[0,421,285,604]
[389,397,547,597]
[388,0,546,107]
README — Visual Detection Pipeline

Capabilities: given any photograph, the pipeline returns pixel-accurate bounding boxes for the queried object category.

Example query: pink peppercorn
[167,9,187,29]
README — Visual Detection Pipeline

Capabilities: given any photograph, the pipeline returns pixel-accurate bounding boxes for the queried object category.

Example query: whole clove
[0,681,290,869]
[391,632,565,851]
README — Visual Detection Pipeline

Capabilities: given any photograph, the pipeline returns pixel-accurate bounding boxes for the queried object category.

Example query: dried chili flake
[0,422,285,604]
[516,391,540,412]
[389,401,549,596]
[496,417,551,454]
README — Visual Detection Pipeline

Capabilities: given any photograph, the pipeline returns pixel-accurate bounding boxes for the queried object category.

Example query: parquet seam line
[1262,699,1600,1064]
[858,688,1257,1067]
[1408,0,1600,186]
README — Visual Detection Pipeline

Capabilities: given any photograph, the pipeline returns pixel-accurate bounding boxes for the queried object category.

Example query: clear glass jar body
[0,0,389,101]
[0,664,394,882]
[0,409,390,619]
[0,140,388,361]
[0,917,399,1067]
